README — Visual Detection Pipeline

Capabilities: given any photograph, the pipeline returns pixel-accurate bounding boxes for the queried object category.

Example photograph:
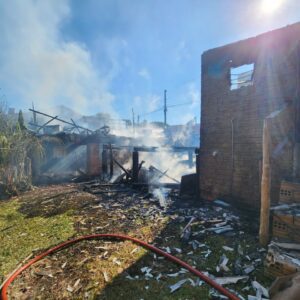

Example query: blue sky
[1,0,300,124]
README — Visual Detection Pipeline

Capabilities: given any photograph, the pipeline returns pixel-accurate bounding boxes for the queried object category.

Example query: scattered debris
[251,281,269,299]
[215,275,249,285]
[265,242,300,277]
[218,254,230,272]
[1,181,271,299]
[222,246,234,252]
[73,278,81,292]
[102,271,109,283]
[272,242,300,251]
[169,279,189,293]
[181,217,195,242]
[141,267,153,278]
[209,225,233,234]
[243,265,255,275]
[214,199,231,207]
[112,258,122,266]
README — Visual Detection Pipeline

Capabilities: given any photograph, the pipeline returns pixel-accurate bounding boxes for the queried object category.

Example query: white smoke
[0,0,114,114]
[0,0,199,183]
[111,123,196,182]
[152,187,168,208]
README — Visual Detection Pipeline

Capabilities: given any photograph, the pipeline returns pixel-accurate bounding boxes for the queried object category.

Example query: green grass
[0,198,75,279]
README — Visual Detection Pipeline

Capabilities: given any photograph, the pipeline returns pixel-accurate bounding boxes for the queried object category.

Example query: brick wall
[200,23,300,210]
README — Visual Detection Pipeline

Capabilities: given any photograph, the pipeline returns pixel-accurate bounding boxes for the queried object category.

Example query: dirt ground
[0,182,273,299]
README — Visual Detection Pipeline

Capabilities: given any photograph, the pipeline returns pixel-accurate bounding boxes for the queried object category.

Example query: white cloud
[138,68,151,81]
[0,0,115,114]
[175,40,191,63]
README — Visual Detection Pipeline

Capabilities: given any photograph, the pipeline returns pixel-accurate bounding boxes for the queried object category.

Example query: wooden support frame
[29,108,93,134]
[36,116,59,133]
[70,118,81,134]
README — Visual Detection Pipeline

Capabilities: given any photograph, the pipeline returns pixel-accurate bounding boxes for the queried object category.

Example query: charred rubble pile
[77,180,271,299]
[78,176,300,299]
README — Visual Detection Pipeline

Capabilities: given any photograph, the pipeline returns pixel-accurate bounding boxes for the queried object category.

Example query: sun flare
[261,0,283,14]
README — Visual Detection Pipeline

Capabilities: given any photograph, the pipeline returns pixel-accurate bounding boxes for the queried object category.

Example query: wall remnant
[200,22,300,209]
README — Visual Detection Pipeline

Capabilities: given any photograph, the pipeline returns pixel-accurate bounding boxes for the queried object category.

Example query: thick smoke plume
[112,123,197,182]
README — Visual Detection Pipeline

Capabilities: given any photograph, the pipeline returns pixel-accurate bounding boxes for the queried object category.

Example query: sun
[261,0,283,14]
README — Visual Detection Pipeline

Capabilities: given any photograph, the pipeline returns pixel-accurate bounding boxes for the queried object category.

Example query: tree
[18,110,26,130]
[0,104,43,198]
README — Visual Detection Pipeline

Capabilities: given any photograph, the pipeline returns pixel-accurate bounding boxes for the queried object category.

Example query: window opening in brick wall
[230,63,254,90]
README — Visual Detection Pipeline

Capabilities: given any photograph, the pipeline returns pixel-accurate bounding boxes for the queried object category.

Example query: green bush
[0,107,43,197]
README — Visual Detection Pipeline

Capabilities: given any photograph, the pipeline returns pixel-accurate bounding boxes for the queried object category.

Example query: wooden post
[259,118,271,247]
[102,147,108,176]
[109,144,113,179]
[132,150,139,183]
[86,143,101,176]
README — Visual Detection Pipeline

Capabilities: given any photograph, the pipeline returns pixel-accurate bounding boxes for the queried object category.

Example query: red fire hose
[0,234,240,300]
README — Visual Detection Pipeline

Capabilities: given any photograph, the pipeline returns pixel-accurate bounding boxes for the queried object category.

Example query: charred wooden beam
[109,144,114,179]
[102,148,108,175]
[70,118,81,134]
[132,150,139,183]
[113,158,131,179]
[132,182,180,189]
[37,115,59,133]
[29,108,93,133]
[149,165,180,184]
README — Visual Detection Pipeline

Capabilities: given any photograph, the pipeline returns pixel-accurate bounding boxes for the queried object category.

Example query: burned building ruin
[199,22,300,210]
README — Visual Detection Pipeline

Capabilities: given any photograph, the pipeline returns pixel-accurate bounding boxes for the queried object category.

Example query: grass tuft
[0,199,75,279]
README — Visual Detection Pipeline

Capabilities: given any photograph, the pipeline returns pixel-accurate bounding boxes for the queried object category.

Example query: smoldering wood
[157,169,168,180]
[149,165,180,184]
[132,182,180,189]
[113,158,132,179]
[132,151,139,183]
[85,189,132,194]
[138,160,145,172]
